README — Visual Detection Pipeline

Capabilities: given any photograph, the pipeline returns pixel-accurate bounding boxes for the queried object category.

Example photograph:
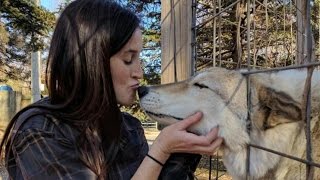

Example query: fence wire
[188,0,320,179]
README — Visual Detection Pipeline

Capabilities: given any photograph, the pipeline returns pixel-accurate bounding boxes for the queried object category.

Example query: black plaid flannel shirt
[6,107,201,180]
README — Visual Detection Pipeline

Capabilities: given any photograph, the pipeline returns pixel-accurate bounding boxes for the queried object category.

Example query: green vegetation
[0,0,55,84]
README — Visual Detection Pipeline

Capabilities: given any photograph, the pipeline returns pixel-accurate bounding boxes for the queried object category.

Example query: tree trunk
[230,1,244,68]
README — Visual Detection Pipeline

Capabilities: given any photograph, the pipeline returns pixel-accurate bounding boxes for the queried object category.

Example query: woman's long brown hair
[0,0,140,178]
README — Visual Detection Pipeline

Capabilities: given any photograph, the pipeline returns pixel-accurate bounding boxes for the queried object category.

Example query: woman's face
[110,28,143,106]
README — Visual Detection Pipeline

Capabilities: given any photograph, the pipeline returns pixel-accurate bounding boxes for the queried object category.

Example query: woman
[0,0,223,179]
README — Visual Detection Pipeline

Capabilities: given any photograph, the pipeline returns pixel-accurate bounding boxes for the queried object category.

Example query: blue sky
[41,0,64,12]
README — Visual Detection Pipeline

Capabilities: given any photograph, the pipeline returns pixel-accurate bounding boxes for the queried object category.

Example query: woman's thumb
[176,112,203,130]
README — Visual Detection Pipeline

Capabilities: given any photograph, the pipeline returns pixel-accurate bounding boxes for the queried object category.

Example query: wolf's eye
[194,83,209,89]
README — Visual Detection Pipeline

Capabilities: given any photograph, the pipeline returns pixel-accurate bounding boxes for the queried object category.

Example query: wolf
[138,67,320,180]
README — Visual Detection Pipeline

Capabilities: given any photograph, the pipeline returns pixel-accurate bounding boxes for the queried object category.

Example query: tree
[0,0,55,82]
[125,0,161,84]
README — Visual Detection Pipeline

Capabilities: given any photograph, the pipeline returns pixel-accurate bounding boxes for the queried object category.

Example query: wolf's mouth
[146,111,183,120]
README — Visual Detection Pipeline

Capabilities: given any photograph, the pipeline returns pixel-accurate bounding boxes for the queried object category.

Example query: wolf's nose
[138,86,149,98]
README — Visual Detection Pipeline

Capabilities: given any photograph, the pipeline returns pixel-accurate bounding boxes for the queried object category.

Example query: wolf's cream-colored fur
[139,67,320,180]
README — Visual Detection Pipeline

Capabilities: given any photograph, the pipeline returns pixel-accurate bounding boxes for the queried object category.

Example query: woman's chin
[118,98,136,107]
[121,103,134,107]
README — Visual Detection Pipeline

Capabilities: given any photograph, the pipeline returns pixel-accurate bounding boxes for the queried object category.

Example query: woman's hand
[149,112,223,163]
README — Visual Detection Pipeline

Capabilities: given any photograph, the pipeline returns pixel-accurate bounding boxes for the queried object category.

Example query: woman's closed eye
[123,59,133,65]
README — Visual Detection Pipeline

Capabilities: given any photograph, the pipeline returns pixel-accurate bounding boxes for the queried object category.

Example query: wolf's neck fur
[222,69,320,179]
[223,118,319,180]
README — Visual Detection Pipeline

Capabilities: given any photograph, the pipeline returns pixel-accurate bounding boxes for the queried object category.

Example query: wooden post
[161,0,193,84]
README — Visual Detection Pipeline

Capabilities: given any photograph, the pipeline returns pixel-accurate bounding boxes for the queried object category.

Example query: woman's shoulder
[15,108,52,130]
[12,107,79,144]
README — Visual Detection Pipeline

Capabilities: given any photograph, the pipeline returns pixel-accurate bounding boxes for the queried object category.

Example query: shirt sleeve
[9,128,97,180]
[158,153,202,180]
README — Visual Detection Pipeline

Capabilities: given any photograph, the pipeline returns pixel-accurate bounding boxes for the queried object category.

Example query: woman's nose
[132,62,143,79]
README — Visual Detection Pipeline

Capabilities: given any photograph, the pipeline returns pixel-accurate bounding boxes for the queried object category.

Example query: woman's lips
[131,84,140,90]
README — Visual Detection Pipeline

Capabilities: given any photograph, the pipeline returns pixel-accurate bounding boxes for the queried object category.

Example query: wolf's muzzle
[138,86,149,98]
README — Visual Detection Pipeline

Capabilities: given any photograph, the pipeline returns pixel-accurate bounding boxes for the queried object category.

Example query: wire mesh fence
[188,0,320,179]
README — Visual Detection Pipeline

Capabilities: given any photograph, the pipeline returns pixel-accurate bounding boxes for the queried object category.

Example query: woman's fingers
[179,127,220,146]
[168,127,223,153]
[159,138,223,155]
[173,137,223,155]
[206,137,223,154]
[156,112,224,155]
[197,137,223,155]
[205,127,220,142]
[174,112,203,130]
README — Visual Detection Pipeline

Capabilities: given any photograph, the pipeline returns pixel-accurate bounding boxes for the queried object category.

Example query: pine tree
[0,0,55,82]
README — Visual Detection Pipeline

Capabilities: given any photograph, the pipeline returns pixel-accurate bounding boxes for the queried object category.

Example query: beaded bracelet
[146,154,164,166]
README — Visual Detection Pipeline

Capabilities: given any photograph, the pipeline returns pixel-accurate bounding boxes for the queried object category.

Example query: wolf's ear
[257,86,302,129]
